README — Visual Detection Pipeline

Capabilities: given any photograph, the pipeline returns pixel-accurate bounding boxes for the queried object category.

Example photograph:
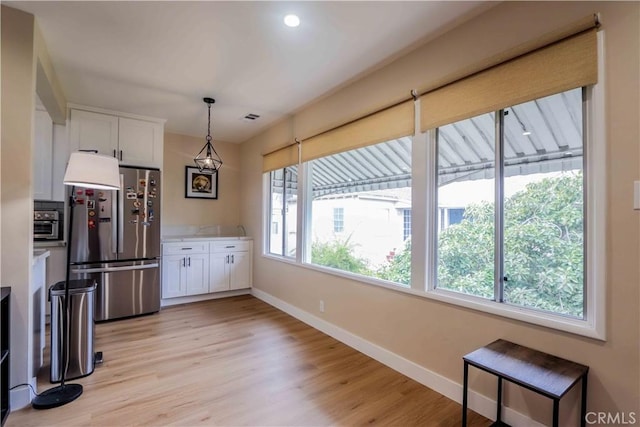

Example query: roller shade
[262,143,299,173]
[302,100,414,162]
[421,28,598,131]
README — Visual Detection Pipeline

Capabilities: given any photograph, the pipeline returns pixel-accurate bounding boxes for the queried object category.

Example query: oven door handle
[71,263,159,274]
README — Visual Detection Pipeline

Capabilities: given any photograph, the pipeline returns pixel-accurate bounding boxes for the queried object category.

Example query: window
[307,137,412,284]
[403,209,411,241]
[438,207,467,230]
[268,166,297,258]
[333,207,344,233]
[447,208,464,226]
[435,88,585,318]
[262,22,602,338]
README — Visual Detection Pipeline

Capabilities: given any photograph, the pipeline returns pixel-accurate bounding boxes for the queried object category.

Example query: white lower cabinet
[209,249,251,292]
[162,239,252,299]
[209,253,229,292]
[229,251,251,290]
[162,246,210,298]
[209,241,252,292]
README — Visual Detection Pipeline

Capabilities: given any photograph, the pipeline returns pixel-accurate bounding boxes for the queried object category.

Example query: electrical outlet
[319,300,325,313]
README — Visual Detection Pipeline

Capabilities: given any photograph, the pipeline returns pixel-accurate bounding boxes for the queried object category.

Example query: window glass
[435,88,585,319]
[268,166,297,257]
[269,169,284,256]
[436,113,496,299]
[307,137,412,286]
[403,209,411,241]
[502,89,584,317]
[333,207,344,233]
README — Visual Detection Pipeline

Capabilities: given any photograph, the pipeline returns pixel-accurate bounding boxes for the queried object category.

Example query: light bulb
[284,14,300,28]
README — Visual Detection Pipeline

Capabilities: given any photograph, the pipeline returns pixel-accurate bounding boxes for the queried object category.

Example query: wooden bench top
[463,339,589,399]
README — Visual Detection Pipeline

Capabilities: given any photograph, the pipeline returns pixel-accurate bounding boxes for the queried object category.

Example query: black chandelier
[194,97,223,173]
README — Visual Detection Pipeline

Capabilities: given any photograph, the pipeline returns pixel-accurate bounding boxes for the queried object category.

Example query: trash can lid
[50,279,97,296]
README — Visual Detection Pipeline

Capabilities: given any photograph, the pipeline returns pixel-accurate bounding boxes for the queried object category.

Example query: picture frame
[185,166,218,199]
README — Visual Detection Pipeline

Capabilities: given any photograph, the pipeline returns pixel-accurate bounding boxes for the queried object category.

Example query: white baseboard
[161,289,251,307]
[10,376,37,411]
[251,288,544,427]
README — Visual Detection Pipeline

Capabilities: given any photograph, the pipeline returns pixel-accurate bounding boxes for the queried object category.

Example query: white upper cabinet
[118,117,163,168]
[69,109,118,157]
[69,106,164,169]
[33,109,53,200]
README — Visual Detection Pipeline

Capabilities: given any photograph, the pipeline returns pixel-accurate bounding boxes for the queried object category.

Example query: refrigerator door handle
[118,174,124,253]
[111,187,118,252]
[71,263,159,274]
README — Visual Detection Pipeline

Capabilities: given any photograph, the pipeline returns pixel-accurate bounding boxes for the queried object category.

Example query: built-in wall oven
[34,210,61,241]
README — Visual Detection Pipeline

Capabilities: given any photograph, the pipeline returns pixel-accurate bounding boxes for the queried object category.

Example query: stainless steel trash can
[49,279,96,383]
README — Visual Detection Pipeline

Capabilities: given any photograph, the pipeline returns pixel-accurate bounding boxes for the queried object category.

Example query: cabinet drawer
[163,242,208,255]
[210,241,251,253]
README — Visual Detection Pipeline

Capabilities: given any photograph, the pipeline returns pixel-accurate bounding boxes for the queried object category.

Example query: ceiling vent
[241,113,260,122]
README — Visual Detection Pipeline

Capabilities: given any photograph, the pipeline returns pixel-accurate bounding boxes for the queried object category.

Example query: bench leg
[497,376,503,423]
[462,362,469,427]
[553,398,559,427]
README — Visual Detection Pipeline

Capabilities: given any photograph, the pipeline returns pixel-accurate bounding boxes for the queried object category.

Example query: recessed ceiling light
[284,14,300,28]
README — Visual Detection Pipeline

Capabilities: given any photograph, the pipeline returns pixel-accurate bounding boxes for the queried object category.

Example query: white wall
[1,5,37,408]
[1,5,68,409]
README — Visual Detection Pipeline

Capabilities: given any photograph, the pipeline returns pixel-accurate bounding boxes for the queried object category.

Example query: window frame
[264,166,298,259]
[425,82,605,340]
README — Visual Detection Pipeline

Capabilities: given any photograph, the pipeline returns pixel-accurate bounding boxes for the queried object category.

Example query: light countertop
[34,240,66,248]
[162,235,252,243]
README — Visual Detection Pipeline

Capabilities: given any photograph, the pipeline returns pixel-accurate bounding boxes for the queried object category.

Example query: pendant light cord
[207,101,212,142]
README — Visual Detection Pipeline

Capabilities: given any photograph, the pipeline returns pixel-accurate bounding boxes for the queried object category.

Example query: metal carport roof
[273,88,583,198]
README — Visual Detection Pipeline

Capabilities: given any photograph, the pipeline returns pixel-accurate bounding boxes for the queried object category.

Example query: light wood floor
[8,295,489,426]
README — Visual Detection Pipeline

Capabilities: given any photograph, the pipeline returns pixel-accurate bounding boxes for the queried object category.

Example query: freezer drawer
[71,261,160,321]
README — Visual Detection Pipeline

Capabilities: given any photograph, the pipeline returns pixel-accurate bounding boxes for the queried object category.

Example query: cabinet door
[51,124,69,201]
[69,109,118,157]
[162,255,187,298]
[209,253,230,293]
[185,253,209,296]
[118,117,163,168]
[229,251,251,290]
[33,109,53,200]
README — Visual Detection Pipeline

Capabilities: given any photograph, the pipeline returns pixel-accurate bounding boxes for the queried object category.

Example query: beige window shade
[420,28,597,132]
[262,143,299,173]
[301,100,414,163]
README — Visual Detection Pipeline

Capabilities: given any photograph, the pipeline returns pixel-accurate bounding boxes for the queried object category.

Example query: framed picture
[185,166,218,199]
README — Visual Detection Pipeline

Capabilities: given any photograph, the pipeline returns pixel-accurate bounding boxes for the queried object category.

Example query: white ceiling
[8,1,491,143]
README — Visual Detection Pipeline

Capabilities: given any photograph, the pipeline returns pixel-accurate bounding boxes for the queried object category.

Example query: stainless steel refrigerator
[69,166,161,321]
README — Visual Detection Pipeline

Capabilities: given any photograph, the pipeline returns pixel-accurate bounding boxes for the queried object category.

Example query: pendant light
[194,97,223,173]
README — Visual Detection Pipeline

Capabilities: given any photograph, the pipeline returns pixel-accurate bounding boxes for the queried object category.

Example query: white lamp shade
[63,152,121,190]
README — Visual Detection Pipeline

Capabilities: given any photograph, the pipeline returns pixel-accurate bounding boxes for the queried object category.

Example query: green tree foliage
[376,240,411,286]
[311,237,371,275]
[501,173,584,316]
[379,173,584,317]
